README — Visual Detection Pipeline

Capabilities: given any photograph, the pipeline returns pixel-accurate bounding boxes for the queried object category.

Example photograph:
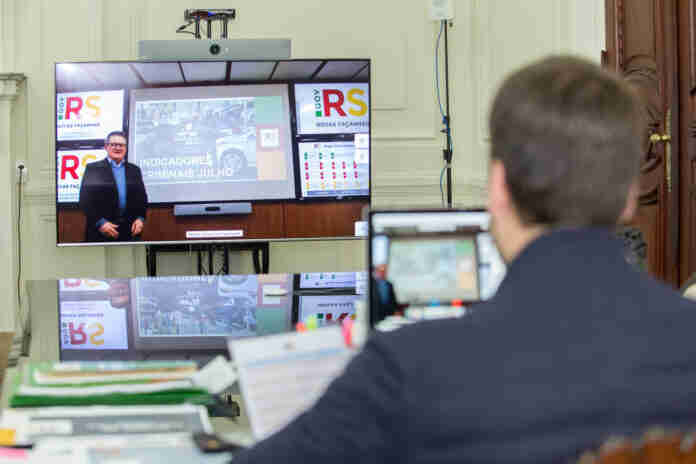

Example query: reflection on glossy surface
[55,273,366,362]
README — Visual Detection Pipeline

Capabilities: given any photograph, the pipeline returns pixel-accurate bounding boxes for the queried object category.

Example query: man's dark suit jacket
[78,158,148,242]
[233,228,696,464]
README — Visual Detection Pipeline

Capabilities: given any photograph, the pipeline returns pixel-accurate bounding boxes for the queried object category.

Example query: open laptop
[368,209,506,329]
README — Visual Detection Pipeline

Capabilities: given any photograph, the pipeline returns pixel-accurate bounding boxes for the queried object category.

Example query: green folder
[9,362,215,408]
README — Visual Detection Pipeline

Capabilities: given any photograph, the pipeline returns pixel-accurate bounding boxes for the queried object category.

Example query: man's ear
[488,160,510,216]
[618,180,639,224]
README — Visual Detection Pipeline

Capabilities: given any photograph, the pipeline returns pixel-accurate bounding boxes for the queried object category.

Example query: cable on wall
[434,19,454,208]
[16,166,25,331]
[12,165,27,364]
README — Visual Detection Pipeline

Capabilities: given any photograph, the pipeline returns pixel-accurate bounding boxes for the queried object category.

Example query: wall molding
[0,73,25,100]
[87,0,104,61]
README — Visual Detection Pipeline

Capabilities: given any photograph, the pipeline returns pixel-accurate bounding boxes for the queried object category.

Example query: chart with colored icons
[297,135,369,198]
[298,294,362,326]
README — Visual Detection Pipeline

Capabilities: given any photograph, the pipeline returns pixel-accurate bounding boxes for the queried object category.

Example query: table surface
[4,271,367,446]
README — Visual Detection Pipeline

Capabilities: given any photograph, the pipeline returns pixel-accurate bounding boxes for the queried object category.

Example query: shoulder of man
[83,158,108,173]
[367,311,487,372]
[125,161,143,172]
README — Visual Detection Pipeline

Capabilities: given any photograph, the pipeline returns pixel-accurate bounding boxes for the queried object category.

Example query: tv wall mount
[177,9,237,39]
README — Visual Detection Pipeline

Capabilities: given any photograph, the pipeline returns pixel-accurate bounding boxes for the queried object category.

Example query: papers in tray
[32,433,232,464]
[9,361,213,408]
[2,404,213,445]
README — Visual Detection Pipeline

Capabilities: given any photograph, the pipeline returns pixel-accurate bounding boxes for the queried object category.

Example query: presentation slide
[56,149,108,203]
[298,294,361,326]
[297,135,369,198]
[60,300,129,351]
[129,85,296,203]
[56,90,124,142]
[295,83,369,135]
[134,276,259,338]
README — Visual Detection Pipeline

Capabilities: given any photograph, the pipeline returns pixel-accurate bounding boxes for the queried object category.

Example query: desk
[8,273,366,445]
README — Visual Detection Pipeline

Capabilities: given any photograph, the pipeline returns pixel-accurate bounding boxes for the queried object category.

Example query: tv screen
[55,59,370,246]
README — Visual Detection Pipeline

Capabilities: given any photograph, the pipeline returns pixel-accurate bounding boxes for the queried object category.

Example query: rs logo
[313,88,367,117]
[67,322,105,346]
[60,154,100,180]
[58,95,101,120]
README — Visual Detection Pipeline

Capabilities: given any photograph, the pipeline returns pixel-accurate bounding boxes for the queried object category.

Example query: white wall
[0,0,605,330]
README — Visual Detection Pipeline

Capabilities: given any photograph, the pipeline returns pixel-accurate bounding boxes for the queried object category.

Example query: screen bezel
[54,59,372,247]
[54,60,371,207]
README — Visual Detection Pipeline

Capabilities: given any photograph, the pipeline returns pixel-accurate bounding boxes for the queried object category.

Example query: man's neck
[109,158,124,167]
[497,223,547,263]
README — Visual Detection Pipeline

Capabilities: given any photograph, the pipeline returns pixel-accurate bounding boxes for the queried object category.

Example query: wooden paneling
[57,208,85,243]
[284,200,367,238]
[169,204,284,241]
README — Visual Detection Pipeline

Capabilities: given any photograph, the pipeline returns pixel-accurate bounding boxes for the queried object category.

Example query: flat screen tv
[55,59,370,246]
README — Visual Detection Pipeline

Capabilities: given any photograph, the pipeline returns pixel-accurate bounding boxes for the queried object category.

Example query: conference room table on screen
[57,200,367,243]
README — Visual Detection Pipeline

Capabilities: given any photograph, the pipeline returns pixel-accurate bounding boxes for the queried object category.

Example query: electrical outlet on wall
[16,161,27,184]
[429,0,454,21]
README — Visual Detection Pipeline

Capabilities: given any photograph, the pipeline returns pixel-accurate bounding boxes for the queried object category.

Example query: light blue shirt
[109,158,127,215]
[96,158,143,229]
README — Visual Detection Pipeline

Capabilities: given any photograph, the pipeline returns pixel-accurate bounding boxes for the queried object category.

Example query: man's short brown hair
[489,55,645,226]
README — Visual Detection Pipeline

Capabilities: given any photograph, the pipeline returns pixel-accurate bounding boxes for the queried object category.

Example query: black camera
[210,44,221,55]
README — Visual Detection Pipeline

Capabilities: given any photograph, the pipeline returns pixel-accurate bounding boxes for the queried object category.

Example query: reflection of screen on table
[135,275,260,339]
[299,272,359,289]
[298,294,361,325]
[58,279,131,351]
[129,84,295,203]
[386,237,480,303]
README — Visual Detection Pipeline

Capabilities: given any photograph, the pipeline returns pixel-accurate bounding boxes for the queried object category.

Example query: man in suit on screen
[79,131,148,242]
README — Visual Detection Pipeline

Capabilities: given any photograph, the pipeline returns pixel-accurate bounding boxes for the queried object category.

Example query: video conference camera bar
[178,9,237,40]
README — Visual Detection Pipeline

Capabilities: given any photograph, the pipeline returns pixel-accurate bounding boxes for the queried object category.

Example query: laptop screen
[369,210,506,324]
[384,235,479,303]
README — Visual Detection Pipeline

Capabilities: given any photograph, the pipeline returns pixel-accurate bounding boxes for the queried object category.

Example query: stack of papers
[2,404,213,445]
[9,361,213,408]
[32,434,231,464]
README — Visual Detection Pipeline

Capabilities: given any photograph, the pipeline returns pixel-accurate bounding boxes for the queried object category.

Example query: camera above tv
[54,59,370,246]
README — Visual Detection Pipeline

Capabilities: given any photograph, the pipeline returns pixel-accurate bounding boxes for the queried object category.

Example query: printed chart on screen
[297,136,369,198]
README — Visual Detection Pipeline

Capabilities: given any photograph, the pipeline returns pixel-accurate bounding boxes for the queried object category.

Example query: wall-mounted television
[55,59,370,246]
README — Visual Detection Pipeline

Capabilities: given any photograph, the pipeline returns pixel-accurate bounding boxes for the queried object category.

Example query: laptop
[368,209,506,329]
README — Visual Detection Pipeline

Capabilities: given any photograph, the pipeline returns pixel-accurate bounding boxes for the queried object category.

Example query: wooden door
[678,0,696,285]
[605,0,680,286]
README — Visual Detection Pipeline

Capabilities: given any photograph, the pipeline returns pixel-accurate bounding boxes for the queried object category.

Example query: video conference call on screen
[54,60,370,245]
